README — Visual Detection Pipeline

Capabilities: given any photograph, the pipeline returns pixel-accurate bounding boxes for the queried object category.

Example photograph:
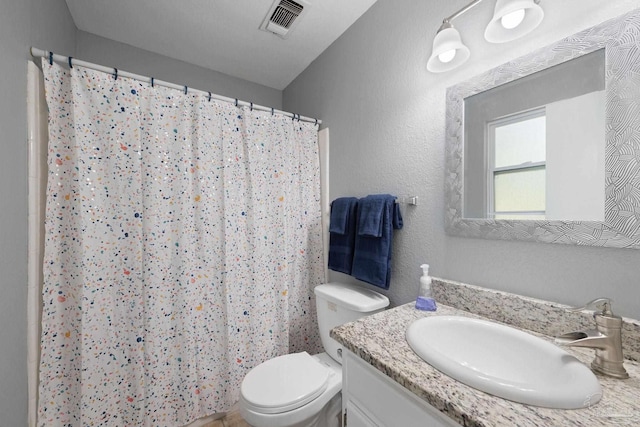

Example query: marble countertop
[331,302,640,427]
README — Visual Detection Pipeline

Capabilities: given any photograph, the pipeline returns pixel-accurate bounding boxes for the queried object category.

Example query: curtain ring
[68,56,73,69]
[208,92,212,102]
[250,102,253,111]
[48,51,53,66]
[235,99,238,107]
[150,77,154,87]
[315,118,318,126]
[271,107,274,116]
[184,85,188,95]
[114,68,118,80]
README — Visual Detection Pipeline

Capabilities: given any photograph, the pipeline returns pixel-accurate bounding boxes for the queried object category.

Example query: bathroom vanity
[342,349,458,427]
[331,278,640,427]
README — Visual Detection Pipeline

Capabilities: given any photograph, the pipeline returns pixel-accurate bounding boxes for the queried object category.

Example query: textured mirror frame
[445,9,640,249]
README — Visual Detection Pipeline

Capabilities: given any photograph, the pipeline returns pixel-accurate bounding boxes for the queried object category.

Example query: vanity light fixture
[427,0,544,73]
[485,0,544,43]
[426,20,470,73]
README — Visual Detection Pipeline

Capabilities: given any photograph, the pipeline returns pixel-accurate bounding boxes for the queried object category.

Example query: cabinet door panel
[343,350,459,427]
[345,401,379,427]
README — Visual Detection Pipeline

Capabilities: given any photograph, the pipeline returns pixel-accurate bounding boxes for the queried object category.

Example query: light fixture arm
[439,0,542,30]
[442,0,485,27]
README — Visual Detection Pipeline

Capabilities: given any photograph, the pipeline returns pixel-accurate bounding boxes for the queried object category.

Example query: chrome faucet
[556,298,629,379]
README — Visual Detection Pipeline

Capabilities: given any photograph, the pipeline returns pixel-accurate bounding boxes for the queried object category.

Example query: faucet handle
[570,298,614,316]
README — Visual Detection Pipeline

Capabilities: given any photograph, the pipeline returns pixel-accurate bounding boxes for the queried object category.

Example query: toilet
[239,282,389,427]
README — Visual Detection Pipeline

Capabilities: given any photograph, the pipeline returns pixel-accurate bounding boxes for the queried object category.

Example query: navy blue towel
[357,198,385,237]
[328,197,359,274]
[351,194,403,289]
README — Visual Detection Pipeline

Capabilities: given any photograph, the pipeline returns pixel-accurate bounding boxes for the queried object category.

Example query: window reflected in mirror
[489,110,546,219]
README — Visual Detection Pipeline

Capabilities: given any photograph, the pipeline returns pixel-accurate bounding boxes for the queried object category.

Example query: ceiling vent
[260,0,310,39]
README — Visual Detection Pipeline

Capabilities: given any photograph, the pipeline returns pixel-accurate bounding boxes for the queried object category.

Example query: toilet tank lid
[314,283,389,312]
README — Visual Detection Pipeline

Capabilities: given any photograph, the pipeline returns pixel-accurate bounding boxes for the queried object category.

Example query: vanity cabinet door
[342,349,459,427]
[344,400,378,427]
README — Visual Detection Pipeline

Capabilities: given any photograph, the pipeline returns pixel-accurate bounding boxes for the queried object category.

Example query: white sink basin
[406,316,602,409]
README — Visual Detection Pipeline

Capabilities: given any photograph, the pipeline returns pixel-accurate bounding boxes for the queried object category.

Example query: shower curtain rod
[30,47,322,125]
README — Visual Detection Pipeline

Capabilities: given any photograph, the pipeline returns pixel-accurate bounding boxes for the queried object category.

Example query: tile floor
[201,409,251,427]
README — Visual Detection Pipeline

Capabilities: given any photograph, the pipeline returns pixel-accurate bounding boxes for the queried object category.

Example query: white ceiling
[64,0,378,90]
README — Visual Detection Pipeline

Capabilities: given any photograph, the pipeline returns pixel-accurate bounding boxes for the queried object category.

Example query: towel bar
[396,196,418,206]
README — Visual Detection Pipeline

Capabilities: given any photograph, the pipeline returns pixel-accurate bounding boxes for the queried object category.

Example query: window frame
[486,107,546,219]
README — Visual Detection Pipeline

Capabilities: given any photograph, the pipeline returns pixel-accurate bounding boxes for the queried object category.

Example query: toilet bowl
[239,283,389,427]
[240,352,342,427]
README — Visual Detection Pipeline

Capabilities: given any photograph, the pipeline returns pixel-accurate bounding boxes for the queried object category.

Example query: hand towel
[351,194,403,289]
[329,197,354,234]
[328,197,359,274]
[357,198,385,237]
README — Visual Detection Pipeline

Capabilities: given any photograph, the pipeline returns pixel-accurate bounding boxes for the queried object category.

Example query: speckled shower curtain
[38,60,324,427]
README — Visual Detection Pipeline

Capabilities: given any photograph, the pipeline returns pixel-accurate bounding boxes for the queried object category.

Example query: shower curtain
[38,60,324,426]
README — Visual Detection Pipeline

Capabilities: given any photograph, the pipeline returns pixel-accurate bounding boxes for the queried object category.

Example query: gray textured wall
[76,31,283,109]
[283,0,640,319]
[1,1,76,423]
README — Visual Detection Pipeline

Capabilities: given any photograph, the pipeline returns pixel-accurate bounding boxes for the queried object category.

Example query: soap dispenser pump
[415,264,437,311]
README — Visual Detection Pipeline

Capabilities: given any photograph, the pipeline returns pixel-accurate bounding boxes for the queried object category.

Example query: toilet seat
[241,352,331,414]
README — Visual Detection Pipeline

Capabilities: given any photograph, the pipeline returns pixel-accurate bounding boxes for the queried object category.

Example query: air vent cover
[260,0,310,39]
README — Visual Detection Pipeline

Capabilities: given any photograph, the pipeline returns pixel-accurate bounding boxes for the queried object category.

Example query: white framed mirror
[445,8,640,249]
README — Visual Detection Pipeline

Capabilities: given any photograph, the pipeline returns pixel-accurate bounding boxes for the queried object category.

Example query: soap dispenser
[415,264,437,311]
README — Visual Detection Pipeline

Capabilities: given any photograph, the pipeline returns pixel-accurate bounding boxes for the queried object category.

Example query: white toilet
[239,282,389,427]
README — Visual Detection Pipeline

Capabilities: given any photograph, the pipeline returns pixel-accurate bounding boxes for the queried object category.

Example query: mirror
[463,50,605,221]
[445,9,640,248]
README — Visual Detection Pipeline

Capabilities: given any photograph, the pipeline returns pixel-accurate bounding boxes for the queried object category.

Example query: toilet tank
[314,282,389,364]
